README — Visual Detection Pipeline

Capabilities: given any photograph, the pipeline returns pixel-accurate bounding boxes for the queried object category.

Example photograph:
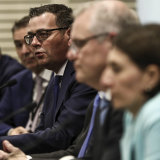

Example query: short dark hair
[11,16,30,34]
[113,24,160,97]
[29,4,73,28]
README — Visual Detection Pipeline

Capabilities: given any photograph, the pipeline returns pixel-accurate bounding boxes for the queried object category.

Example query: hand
[8,127,28,136]
[59,155,75,160]
[0,140,27,160]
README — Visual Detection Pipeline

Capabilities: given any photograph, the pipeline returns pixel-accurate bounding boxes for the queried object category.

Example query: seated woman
[101,24,160,160]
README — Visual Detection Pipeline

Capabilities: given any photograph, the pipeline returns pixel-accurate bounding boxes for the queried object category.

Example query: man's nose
[31,35,41,47]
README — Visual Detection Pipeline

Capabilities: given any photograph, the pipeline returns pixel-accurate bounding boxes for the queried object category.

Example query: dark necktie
[53,75,62,112]
[78,94,100,158]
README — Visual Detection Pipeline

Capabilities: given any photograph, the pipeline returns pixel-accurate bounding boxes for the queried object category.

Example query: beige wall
[0,0,135,60]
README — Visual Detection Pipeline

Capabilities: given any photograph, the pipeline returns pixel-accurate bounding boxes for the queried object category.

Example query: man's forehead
[72,17,91,39]
[28,13,57,31]
[13,27,28,38]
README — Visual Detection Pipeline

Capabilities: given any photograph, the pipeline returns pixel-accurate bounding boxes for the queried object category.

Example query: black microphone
[0,102,37,124]
[0,79,17,91]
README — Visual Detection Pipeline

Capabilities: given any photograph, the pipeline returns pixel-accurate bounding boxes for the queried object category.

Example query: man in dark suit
[0,3,96,155]
[66,1,138,160]
[0,16,48,136]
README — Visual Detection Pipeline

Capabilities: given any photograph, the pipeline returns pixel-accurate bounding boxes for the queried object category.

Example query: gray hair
[75,1,139,37]
[90,1,139,34]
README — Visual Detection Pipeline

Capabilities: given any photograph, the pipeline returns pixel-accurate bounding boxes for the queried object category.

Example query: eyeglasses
[70,32,116,54]
[24,27,68,45]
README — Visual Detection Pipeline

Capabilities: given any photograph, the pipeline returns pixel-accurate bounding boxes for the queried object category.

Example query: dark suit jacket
[31,100,94,160]
[91,106,124,160]
[31,98,123,160]
[0,69,34,136]
[0,61,97,154]
[0,55,25,98]
[30,98,123,160]
[75,100,123,160]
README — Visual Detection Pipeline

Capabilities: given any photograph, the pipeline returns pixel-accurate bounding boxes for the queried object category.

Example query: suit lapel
[55,61,75,118]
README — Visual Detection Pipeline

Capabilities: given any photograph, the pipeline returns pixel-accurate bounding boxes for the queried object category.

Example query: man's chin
[36,58,47,66]
[26,65,38,71]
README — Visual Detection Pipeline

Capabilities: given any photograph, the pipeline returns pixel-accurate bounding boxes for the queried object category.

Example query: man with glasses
[67,1,139,160]
[0,3,96,155]
[0,16,51,136]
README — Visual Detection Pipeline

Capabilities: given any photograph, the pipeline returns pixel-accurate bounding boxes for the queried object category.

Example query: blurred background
[0,0,135,60]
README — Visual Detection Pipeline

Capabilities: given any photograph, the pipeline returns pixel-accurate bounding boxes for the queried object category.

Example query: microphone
[0,79,17,91]
[0,102,37,124]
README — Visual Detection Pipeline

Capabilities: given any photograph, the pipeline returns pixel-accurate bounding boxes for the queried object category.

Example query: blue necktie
[53,75,62,112]
[78,94,100,158]
[99,98,110,126]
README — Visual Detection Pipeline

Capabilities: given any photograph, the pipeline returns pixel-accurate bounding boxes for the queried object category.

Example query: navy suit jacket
[0,55,25,99]
[0,55,24,88]
[0,61,97,154]
[0,69,34,136]
[30,100,94,160]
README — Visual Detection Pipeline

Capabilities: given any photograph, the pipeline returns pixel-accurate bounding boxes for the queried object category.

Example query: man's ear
[65,28,71,39]
[144,65,160,91]
[65,28,71,46]
[68,38,72,47]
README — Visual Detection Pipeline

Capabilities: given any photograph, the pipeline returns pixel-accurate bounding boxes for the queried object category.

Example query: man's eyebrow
[27,29,47,35]
[28,31,34,35]
[14,40,22,42]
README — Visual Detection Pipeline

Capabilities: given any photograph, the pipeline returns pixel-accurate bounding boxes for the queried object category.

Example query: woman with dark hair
[101,24,160,160]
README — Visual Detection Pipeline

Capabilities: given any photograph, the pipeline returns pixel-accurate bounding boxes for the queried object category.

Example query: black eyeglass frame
[24,27,68,45]
[71,32,116,51]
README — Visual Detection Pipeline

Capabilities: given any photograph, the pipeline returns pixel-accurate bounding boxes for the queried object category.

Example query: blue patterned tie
[99,98,110,126]
[53,75,62,112]
[78,94,100,158]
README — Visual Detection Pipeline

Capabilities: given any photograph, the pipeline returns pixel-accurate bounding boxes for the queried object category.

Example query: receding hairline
[74,0,132,17]
[74,0,139,35]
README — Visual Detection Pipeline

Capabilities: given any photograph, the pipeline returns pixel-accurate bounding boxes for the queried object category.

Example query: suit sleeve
[0,88,13,135]
[0,71,32,136]
[30,100,94,160]
[0,80,97,154]
[92,107,124,160]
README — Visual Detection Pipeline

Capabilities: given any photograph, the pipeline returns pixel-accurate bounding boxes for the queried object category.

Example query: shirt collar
[32,69,52,82]
[98,90,111,101]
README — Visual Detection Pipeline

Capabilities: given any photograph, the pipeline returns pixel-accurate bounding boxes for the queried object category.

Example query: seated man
[0,16,51,136]
[0,3,97,155]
